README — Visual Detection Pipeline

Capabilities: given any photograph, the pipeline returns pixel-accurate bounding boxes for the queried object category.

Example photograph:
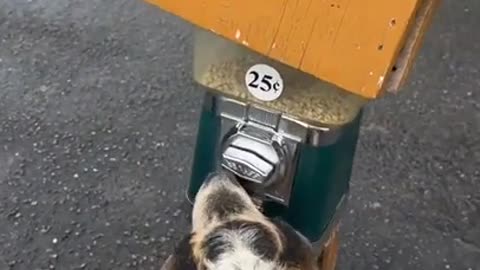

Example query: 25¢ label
[245,64,284,101]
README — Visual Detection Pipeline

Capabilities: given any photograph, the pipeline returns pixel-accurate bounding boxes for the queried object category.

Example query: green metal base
[187,96,222,200]
[187,94,362,243]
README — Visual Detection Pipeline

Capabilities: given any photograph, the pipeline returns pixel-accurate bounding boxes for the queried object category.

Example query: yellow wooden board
[144,0,439,99]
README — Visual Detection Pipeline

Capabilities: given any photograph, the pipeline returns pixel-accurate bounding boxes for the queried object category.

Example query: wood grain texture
[144,0,439,98]
[384,0,441,94]
[317,225,340,270]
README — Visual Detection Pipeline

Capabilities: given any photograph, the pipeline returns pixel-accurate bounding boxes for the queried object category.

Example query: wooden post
[317,225,341,270]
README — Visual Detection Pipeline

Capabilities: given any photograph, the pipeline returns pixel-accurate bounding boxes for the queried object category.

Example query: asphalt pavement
[0,0,479,269]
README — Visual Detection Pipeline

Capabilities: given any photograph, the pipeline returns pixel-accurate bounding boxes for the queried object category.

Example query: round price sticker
[245,64,284,101]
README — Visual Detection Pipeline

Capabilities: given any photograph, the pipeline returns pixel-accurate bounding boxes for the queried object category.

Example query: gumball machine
[188,28,366,246]
[144,0,440,268]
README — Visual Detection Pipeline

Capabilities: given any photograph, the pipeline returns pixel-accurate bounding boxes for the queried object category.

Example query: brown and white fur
[168,170,318,270]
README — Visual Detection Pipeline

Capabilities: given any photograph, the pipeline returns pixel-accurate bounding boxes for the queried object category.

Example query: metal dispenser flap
[222,147,274,183]
[221,127,285,186]
[230,137,280,164]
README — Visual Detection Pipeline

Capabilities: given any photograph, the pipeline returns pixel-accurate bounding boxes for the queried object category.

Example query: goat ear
[271,219,318,270]
[165,234,199,270]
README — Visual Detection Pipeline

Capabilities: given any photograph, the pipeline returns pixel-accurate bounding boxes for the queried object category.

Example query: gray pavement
[0,0,479,269]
